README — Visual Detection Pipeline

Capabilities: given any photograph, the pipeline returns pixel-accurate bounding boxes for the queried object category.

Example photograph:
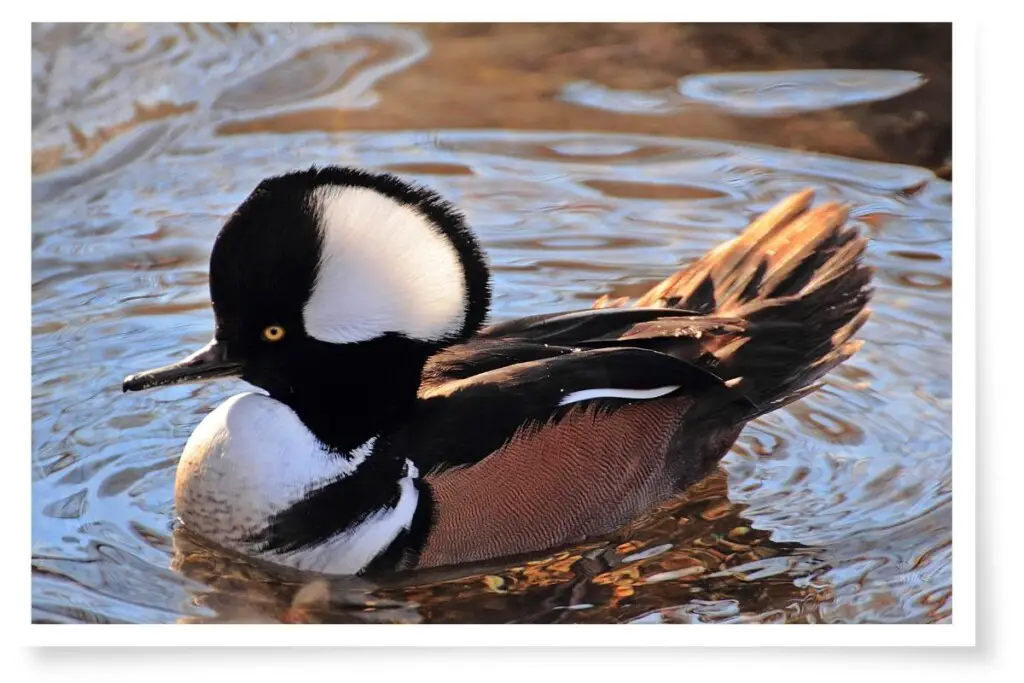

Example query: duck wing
[398,344,752,567]
[413,342,749,468]
[432,188,872,416]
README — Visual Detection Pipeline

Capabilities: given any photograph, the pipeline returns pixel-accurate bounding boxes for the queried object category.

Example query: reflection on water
[563,69,927,118]
[32,23,952,624]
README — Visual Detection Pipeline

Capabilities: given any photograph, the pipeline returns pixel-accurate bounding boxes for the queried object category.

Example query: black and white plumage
[123,166,873,575]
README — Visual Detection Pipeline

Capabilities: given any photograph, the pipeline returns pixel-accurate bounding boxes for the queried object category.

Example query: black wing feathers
[405,345,747,474]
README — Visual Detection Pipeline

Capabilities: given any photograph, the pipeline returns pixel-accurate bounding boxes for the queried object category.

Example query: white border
[28,623,970,648]
[949,18,976,647]
[14,3,980,665]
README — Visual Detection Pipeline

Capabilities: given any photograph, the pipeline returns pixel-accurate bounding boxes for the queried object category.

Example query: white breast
[175,392,418,574]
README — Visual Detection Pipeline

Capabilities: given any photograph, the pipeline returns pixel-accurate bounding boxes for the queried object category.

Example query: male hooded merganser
[123,166,872,576]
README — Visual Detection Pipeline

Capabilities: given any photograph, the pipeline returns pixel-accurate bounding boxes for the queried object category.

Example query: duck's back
[396,190,872,569]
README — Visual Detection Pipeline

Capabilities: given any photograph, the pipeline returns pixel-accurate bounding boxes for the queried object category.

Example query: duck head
[123,166,491,450]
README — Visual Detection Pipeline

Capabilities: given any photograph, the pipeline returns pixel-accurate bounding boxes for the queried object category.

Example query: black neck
[263,334,436,454]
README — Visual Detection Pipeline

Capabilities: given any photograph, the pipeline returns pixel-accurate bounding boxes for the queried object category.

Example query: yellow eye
[262,325,286,342]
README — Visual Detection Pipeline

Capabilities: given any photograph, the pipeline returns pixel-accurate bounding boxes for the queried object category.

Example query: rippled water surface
[32,23,952,624]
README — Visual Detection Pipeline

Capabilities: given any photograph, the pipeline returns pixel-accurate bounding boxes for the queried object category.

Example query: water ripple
[561,69,926,118]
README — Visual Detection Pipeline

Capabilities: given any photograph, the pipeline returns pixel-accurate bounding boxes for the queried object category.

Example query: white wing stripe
[558,385,681,406]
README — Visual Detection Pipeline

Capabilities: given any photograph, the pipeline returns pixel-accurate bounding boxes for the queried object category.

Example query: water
[31,23,952,624]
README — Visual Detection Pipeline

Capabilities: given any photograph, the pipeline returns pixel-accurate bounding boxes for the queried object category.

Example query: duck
[122,166,872,576]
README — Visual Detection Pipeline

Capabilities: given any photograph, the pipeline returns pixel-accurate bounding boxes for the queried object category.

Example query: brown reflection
[209,23,949,174]
[170,528,417,624]
[889,249,944,262]
[582,179,728,201]
[896,271,951,291]
[123,301,211,316]
[33,101,196,176]
[379,162,475,176]
[170,470,827,624]
[787,404,866,446]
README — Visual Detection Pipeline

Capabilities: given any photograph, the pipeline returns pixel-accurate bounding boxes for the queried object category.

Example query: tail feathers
[601,189,873,413]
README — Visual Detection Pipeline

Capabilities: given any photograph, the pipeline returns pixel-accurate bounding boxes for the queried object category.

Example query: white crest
[303,186,468,343]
